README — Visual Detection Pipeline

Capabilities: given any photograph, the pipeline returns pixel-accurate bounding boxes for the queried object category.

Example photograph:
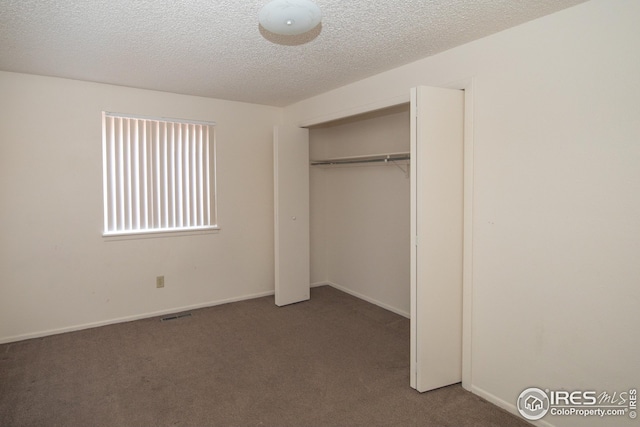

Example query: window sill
[103,226,221,241]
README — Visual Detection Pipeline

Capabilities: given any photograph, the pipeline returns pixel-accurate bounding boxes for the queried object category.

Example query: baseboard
[310,281,329,288]
[471,385,555,427]
[324,281,410,318]
[0,290,275,345]
[2,283,407,344]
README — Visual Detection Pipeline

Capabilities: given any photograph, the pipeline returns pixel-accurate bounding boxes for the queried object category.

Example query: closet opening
[307,103,411,318]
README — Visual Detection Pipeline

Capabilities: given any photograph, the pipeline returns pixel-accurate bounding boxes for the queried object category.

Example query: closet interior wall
[309,107,411,316]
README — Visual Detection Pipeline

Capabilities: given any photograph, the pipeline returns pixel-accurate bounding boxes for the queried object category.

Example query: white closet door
[274,126,310,306]
[410,86,464,392]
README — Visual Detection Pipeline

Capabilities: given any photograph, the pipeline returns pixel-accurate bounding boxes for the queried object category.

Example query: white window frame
[102,112,218,237]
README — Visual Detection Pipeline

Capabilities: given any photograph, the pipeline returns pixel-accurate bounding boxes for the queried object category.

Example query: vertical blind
[102,112,217,236]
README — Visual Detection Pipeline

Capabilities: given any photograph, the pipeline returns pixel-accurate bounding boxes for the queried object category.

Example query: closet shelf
[310,152,410,166]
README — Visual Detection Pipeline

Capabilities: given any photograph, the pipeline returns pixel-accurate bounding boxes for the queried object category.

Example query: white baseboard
[322,281,410,318]
[310,281,329,288]
[0,290,275,345]
[471,385,556,427]
[2,282,407,344]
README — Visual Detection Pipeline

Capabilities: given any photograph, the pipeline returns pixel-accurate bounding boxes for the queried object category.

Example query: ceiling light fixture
[259,0,322,36]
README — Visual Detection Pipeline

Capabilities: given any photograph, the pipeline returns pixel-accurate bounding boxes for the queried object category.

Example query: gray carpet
[0,286,529,426]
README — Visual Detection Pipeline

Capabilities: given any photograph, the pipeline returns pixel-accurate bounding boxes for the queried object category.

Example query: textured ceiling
[0,0,587,107]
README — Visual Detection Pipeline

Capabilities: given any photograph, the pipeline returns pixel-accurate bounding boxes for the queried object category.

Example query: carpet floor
[0,285,530,426]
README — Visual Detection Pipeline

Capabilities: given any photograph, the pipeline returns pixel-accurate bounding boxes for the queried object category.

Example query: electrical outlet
[156,276,165,288]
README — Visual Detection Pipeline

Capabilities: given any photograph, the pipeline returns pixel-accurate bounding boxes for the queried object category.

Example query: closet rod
[310,153,410,166]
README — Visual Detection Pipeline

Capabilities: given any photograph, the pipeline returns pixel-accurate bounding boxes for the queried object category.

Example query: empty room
[1,1,638,426]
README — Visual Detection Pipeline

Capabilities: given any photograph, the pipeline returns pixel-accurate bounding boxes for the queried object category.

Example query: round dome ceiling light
[259,0,322,36]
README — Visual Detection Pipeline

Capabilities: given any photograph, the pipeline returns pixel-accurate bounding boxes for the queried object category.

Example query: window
[102,112,217,236]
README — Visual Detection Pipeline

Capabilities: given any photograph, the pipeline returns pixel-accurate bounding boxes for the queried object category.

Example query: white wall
[309,110,410,316]
[0,72,281,343]
[286,1,640,426]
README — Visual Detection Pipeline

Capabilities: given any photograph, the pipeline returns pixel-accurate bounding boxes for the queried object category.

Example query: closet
[274,86,464,393]
[308,105,411,317]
